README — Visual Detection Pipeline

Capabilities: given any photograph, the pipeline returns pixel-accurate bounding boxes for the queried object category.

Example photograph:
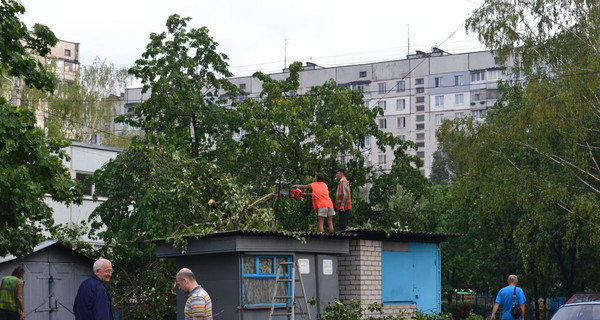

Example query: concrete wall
[45,142,120,244]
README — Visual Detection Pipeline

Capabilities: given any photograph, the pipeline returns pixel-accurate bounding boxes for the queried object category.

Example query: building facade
[45,141,121,245]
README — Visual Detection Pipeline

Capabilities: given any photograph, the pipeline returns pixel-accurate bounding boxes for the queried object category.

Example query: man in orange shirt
[293,173,335,233]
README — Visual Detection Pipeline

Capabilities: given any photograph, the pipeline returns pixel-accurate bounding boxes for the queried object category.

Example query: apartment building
[120,48,504,177]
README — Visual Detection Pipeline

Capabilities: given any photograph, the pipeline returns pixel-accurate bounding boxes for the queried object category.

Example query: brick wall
[338,239,382,307]
[338,239,416,317]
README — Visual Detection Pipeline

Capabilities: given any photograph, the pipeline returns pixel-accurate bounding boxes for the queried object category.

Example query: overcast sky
[20,0,486,77]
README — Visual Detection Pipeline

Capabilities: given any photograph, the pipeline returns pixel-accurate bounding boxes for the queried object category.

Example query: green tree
[90,15,271,319]
[0,0,81,257]
[125,14,241,158]
[43,57,131,146]
[232,62,426,230]
[0,0,58,92]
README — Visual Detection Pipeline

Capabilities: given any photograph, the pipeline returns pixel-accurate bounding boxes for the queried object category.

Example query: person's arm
[292,184,310,189]
[16,282,24,319]
[490,302,499,320]
[519,303,525,319]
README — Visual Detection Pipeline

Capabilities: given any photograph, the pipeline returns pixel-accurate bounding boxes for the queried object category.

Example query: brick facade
[338,239,416,317]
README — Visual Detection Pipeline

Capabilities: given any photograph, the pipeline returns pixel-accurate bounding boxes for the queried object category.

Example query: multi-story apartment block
[44,39,80,82]
[120,49,504,177]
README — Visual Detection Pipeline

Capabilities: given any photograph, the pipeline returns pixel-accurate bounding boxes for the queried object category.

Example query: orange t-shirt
[309,182,333,210]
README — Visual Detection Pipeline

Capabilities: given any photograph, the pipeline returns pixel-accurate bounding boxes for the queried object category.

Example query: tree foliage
[434,0,600,304]
[43,57,131,146]
[0,0,58,92]
[0,0,81,258]
[125,14,241,157]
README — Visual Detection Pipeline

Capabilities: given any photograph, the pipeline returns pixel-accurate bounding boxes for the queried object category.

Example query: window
[416,133,425,140]
[356,84,365,92]
[76,173,93,196]
[416,105,425,112]
[455,112,465,119]
[416,87,425,94]
[416,142,425,148]
[398,135,406,141]
[397,117,406,128]
[487,89,500,100]
[239,83,247,90]
[378,83,386,93]
[378,154,387,165]
[416,123,425,130]
[242,255,292,306]
[472,109,487,119]
[365,136,371,147]
[454,75,464,86]
[455,93,464,105]
[359,71,367,78]
[415,78,424,85]
[416,97,425,103]
[435,114,445,125]
[378,100,387,111]
[417,151,425,158]
[435,95,444,107]
[416,115,425,122]
[379,118,387,129]
[396,81,406,92]
[64,49,71,57]
[396,99,406,111]
[471,70,485,82]
[487,69,501,81]
[434,77,442,87]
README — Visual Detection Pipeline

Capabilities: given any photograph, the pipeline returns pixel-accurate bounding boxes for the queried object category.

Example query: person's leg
[327,216,334,233]
[339,210,348,231]
[318,216,325,233]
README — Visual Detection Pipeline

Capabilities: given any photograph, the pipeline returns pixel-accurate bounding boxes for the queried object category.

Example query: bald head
[176,268,199,294]
[177,268,196,281]
[507,274,518,285]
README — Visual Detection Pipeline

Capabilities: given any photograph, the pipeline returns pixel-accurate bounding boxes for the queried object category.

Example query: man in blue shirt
[491,274,526,320]
[73,258,114,320]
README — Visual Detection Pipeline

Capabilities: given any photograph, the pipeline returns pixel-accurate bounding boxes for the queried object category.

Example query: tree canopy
[0,0,81,257]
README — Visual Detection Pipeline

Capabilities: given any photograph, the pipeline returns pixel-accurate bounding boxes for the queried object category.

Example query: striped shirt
[185,285,212,320]
[335,177,352,210]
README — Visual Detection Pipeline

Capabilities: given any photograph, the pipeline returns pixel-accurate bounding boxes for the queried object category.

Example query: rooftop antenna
[284,38,288,68]
[407,24,410,56]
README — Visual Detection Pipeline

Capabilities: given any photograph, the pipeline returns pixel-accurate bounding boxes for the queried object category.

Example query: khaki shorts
[317,207,335,217]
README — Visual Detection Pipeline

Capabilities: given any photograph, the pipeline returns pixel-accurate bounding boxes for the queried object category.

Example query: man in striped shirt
[335,169,352,231]
[176,268,212,320]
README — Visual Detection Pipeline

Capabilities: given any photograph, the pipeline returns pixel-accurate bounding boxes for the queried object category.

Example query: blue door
[382,242,441,313]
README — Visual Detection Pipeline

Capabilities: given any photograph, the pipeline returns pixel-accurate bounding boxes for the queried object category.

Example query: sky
[19,0,487,78]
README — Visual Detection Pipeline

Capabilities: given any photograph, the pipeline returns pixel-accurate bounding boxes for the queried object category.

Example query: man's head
[315,172,325,182]
[176,268,199,294]
[335,169,346,179]
[11,266,24,279]
[93,258,113,283]
[507,274,518,285]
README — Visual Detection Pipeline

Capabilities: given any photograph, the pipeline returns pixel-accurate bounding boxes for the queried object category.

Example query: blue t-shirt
[496,285,526,320]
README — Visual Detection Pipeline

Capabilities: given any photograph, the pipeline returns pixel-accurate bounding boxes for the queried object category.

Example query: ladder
[269,260,312,320]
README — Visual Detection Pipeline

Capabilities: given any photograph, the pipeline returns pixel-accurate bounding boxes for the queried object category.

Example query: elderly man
[491,274,526,320]
[176,268,212,320]
[73,258,114,320]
